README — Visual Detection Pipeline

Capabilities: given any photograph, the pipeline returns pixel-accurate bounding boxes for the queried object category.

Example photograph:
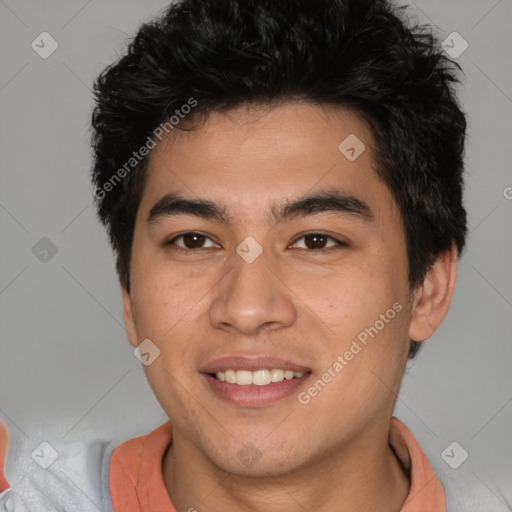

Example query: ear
[122,283,139,348]
[408,242,459,342]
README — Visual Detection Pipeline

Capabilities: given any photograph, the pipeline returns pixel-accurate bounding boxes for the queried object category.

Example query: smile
[212,369,305,386]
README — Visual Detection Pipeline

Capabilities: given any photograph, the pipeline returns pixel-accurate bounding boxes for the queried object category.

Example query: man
[0,0,473,510]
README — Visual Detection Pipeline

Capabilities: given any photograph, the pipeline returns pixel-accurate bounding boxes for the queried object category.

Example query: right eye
[164,232,220,252]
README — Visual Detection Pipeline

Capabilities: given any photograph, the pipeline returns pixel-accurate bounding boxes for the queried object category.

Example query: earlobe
[408,242,459,342]
[121,284,139,348]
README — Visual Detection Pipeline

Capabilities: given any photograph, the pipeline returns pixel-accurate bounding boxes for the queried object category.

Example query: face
[123,102,415,476]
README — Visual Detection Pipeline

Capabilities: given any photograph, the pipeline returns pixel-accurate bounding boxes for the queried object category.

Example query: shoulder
[437,467,512,511]
[109,420,174,511]
[0,421,116,512]
[394,418,512,511]
[391,417,512,511]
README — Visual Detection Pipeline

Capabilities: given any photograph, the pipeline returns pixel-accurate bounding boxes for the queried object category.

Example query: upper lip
[199,356,311,374]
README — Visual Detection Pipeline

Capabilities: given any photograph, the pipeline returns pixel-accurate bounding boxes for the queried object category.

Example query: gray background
[0,0,511,509]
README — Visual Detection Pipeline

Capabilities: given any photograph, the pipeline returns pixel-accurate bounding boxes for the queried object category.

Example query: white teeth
[213,368,306,385]
[252,369,271,386]
[236,370,253,385]
[225,369,236,384]
[270,369,284,382]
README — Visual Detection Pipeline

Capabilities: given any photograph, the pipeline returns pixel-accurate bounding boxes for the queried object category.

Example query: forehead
[139,101,398,227]
[151,101,372,166]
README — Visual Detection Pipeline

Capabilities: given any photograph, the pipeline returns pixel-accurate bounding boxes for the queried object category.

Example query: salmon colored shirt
[0,417,445,511]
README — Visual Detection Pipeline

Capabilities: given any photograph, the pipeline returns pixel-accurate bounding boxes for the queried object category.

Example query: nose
[209,247,297,336]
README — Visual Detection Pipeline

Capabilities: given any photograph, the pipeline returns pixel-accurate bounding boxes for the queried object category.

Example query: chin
[204,439,306,479]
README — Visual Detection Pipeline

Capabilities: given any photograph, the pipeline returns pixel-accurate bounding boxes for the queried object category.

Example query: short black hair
[91,0,467,359]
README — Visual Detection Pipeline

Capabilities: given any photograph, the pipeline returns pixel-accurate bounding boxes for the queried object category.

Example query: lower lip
[202,373,311,407]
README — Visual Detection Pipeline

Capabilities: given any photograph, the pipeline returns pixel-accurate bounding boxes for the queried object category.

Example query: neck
[162,417,410,512]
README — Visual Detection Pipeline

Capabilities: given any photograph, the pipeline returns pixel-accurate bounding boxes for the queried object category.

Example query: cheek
[311,261,399,332]
[130,249,209,338]
[306,260,410,392]
[130,265,207,413]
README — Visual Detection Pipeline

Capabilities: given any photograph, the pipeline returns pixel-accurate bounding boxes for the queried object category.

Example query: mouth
[199,356,312,407]
[207,368,308,385]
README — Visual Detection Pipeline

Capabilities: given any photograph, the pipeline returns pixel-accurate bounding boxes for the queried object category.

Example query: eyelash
[164,232,348,253]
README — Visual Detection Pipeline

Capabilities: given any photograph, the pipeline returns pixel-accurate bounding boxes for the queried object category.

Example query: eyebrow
[147,187,374,226]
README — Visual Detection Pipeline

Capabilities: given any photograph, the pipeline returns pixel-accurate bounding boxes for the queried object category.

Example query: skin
[122,101,458,511]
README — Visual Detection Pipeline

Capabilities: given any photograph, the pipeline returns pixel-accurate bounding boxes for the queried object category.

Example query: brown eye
[181,233,206,249]
[304,233,328,249]
[166,232,218,250]
[291,233,346,251]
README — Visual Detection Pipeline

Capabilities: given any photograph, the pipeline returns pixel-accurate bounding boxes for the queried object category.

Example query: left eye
[290,233,346,251]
